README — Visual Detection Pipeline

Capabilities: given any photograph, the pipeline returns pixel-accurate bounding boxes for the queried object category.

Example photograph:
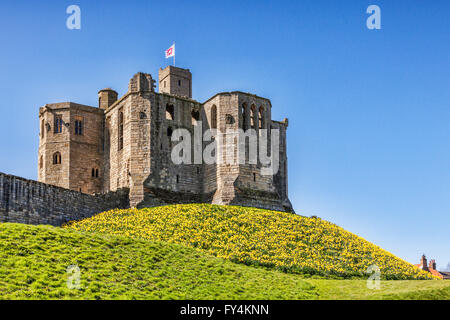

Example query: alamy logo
[170,122,280,176]
[66,5,81,30]
[366,264,381,290]
[66,264,81,289]
[366,5,381,30]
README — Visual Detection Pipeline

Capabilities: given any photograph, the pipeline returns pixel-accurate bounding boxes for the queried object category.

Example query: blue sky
[0,0,449,269]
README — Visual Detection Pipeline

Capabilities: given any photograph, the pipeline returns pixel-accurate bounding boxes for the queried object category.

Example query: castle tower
[158,66,192,98]
[98,88,118,110]
[38,102,105,194]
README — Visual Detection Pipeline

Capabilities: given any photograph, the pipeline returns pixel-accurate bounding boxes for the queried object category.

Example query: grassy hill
[0,222,317,299]
[65,204,433,280]
[1,222,449,300]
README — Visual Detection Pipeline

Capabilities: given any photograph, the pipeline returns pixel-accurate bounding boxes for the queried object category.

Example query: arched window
[118,109,124,150]
[74,116,83,135]
[258,106,264,129]
[191,110,200,125]
[54,115,63,134]
[166,104,174,120]
[211,105,217,129]
[241,103,248,130]
[250,105,256,129]
[53,152,61,165]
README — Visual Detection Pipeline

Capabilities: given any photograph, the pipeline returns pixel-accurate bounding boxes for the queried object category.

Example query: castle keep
[37,66,293,213]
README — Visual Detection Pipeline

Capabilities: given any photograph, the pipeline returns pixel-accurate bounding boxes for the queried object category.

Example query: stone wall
[0,172,129,226]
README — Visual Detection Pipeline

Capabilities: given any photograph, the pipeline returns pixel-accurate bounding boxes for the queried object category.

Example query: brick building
[38,66,294,212]
[414,255,450,280]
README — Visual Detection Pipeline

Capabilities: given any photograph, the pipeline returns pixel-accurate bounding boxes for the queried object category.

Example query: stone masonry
[0,172,129,226]
[35,65,294,213]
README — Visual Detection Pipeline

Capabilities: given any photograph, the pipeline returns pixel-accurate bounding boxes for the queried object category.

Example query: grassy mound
[0,222,318,300]
[65,204,433,280]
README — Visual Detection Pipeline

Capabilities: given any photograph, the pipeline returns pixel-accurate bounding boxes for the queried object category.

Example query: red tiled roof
[429,269,444,279]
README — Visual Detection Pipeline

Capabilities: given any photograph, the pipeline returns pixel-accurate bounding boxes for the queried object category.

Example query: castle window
[191,110,200,125]
[250,105,256,129]
[53,152,61,165]
[211,105,217,129]
[197,167,200,174]
[92,168,95,177]
[74,117,83,135]
[39,156,43,169]
[41,120,45,138]
[178,80,181,86]
[54,115,63,134]
[176,175,179,184]
[96,169,99,177]
[253,173,256,182]
[241,103,248,131]
[164,81,166,88]
[166,104,174,120]
[167,127,173,138]
[118,109,124,150]
[258,106,264,129]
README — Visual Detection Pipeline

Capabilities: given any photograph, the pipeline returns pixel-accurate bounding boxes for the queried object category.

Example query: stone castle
[33,65,292,217]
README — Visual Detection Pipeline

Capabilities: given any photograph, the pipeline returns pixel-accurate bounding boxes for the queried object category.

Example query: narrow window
[92,168,95,177]
[167,127,173,138]
[197,167,200,174]
[41,120,45,138]
[166,104,174,120]
[39,156,43,169]
[118,109,124,150]
[74,116,83,135]
[96,169,99,178]
[53,152,61,165]
[211,105,217,129]
[178,80,181,86]
[258,106,264,129]
[253,173,256,182]
[242,103,248,131]
[176,175,179,184]
[250,105,256,129]
[164,81,166,88]
[54,115,63,134]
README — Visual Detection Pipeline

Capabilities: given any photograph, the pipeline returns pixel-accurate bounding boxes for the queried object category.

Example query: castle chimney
[98,88,118,110]
[421,254,429,271]
[429,259,437,270]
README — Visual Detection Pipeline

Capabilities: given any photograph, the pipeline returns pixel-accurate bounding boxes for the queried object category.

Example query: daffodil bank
[65,204,434,280]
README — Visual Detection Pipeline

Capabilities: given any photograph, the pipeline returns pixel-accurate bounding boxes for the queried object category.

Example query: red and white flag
[165,44,175,59]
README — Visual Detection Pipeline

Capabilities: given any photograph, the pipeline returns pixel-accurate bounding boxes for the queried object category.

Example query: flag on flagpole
[165,44,175,59]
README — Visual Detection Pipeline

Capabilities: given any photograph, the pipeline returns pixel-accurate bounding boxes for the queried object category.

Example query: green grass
[1,221,449,300]
[0,222,317,300]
